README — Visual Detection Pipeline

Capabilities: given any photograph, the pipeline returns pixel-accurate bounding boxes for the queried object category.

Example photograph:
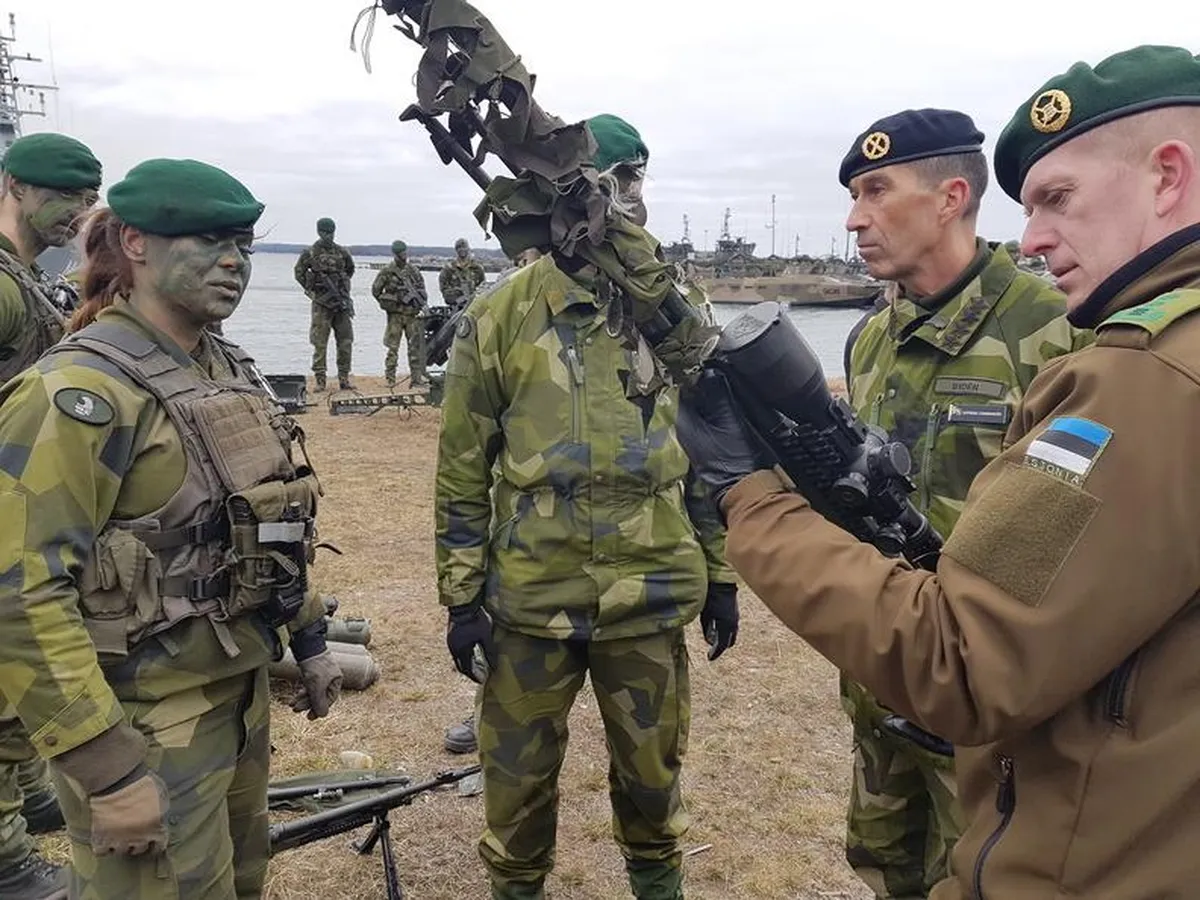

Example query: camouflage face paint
[146,230,254,328]
[25,186,99,249]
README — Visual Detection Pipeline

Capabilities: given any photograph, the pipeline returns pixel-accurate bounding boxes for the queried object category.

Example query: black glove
[700,581,739,661]
[676,367,772,509]
[446,599,497,684]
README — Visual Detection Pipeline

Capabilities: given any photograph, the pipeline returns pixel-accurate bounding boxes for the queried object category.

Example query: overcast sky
[11,2,1198,254]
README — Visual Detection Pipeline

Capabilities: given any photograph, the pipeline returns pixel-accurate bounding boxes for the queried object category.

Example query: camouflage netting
[357,0,719,383]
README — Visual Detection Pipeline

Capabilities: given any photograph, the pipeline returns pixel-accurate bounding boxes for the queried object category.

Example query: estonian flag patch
[1022,416,1112,487]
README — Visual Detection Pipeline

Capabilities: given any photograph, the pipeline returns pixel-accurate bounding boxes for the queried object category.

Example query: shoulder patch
[456,315,475,340]
[1100,290,1200,336]
[53,387,115,426]
[1021,415,1111,487]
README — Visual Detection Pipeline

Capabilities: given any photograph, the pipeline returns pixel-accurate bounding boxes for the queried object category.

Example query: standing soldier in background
[371,239,429,388]
[836,108,1091,899]
[0,157,341,900]
[294,216,355,390]
[438,237,485,310]
[0,130,102,900]
[435,114,738,900]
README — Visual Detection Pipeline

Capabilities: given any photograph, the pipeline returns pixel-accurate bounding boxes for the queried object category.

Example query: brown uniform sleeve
[721,345,1200,747]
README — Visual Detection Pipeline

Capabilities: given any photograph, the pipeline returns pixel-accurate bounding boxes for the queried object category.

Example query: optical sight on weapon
[711,301,942,569]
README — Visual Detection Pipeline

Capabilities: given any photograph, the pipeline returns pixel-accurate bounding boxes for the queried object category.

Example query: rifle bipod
[268,764,481,898]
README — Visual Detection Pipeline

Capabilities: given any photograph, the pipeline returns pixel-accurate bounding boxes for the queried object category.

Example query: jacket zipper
[1104,652,1139,726]
[918,403,940,512]
[565,345,585,443]
[972,754,1015,900]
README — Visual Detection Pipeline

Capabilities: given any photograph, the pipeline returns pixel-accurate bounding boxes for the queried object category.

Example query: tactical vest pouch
[225,474,319,627]
[189,391,296,492]
[78,527,165,662]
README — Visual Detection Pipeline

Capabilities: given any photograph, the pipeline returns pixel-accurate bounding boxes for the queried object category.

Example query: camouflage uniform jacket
[371,260,427,312]
[438,257,486,309]
[294,240,355,308]
[0,234,63,384]
[0,303,325,761]
[848,239,1093,541]
[435,255,734,641]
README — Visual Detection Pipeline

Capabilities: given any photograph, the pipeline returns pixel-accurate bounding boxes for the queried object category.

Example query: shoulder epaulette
[1099,289,1200,336]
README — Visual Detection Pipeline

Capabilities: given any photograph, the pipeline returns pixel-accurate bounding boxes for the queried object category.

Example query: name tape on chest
[1021,416,1111,487]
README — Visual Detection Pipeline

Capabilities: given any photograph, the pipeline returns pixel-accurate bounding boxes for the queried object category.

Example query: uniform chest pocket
[921,402,1013,512]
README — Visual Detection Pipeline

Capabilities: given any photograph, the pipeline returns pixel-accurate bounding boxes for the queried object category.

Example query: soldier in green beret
[435,113,736,900]
[438,237,486,311]
[293,217,355,390]
[371,239,429,387]
[674,44,1200,899]
[834,107,1091,900]
[0,130,103,900]
[0,157,342,900]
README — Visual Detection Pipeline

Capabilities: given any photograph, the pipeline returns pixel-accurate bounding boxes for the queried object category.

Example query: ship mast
[681,213,690,243]
[764,194,777,257]
[0,14,57,151]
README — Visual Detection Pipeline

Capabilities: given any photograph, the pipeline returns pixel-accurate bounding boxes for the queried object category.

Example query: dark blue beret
[839,108,985,187]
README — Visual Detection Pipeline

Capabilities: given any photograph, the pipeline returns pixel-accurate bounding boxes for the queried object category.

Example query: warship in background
[666,206,883,309]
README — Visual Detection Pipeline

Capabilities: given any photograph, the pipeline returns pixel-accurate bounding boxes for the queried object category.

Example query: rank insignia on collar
[1021,415,1110,486]
[862,131,891,160]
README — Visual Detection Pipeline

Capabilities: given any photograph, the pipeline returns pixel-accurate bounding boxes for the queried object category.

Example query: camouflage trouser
[382,309,425,382]
[0,702,50,868]
[478,624,691,900]
[841,675,962,899]
[309,302,354,379]
[53,667,271,900]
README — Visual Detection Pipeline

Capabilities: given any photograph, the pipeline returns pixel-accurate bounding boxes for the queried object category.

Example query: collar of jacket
[541,255,603,317]
[0,231,42,277]
[1071,223,1200,329]
[888,238,1017,356]
[96,299,232,377]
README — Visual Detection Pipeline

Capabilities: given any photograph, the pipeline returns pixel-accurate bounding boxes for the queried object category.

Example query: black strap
[137,516,227,551]
[161,570,230,601]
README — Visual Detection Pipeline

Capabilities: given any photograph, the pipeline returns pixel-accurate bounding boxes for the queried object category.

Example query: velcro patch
[53,388,114,426]
[933,376,1006,399]
[1021,416,1111,487]
[945,403,1011,429]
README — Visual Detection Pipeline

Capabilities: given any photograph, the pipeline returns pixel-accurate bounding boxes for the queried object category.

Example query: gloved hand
[292,650,344,719]
[447,599,497,684]
[700,581,739,661]
[53,724,169,857]
[676,367,772,509]
[290,618,343,719]
[90,766,170,856]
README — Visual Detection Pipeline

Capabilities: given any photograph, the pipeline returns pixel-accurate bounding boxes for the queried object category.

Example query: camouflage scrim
[841,239,1092,896]
[438,257,485,309]
[477,624,689,899]
[434,255,730,641]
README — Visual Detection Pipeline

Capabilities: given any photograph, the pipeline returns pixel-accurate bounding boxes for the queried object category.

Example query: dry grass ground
[49,374,871,900]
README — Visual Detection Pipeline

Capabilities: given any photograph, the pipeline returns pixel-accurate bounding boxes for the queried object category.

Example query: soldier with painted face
[676,45,1200,899]
[0,158,341,900]
[438,237,485,311]
[835,109,1091,899]
[294,217,355,390]
[0,131,102,900]
[434,114,737,900]
[371,239,429,387]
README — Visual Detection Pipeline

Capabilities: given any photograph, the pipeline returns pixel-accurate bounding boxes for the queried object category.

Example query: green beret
[995,45,1200,201]
[2,133,102,190]
[454,237,469,249]
[392,240,407,253]
[317,217,335,233]
[107,159,264,237]
[587,114,649,172]
[839,109,984,187]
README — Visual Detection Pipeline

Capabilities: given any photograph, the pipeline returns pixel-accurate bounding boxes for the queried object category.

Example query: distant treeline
[254,242,508,259]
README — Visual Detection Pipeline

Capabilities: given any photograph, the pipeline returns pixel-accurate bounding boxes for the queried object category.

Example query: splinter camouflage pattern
[372,257,428,382]
[0,303,324,899]
[435,254,733,639]
[435,254,732,899]
[841,239,1093,898]
[295,240,355,379]
[439,256,486,310]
